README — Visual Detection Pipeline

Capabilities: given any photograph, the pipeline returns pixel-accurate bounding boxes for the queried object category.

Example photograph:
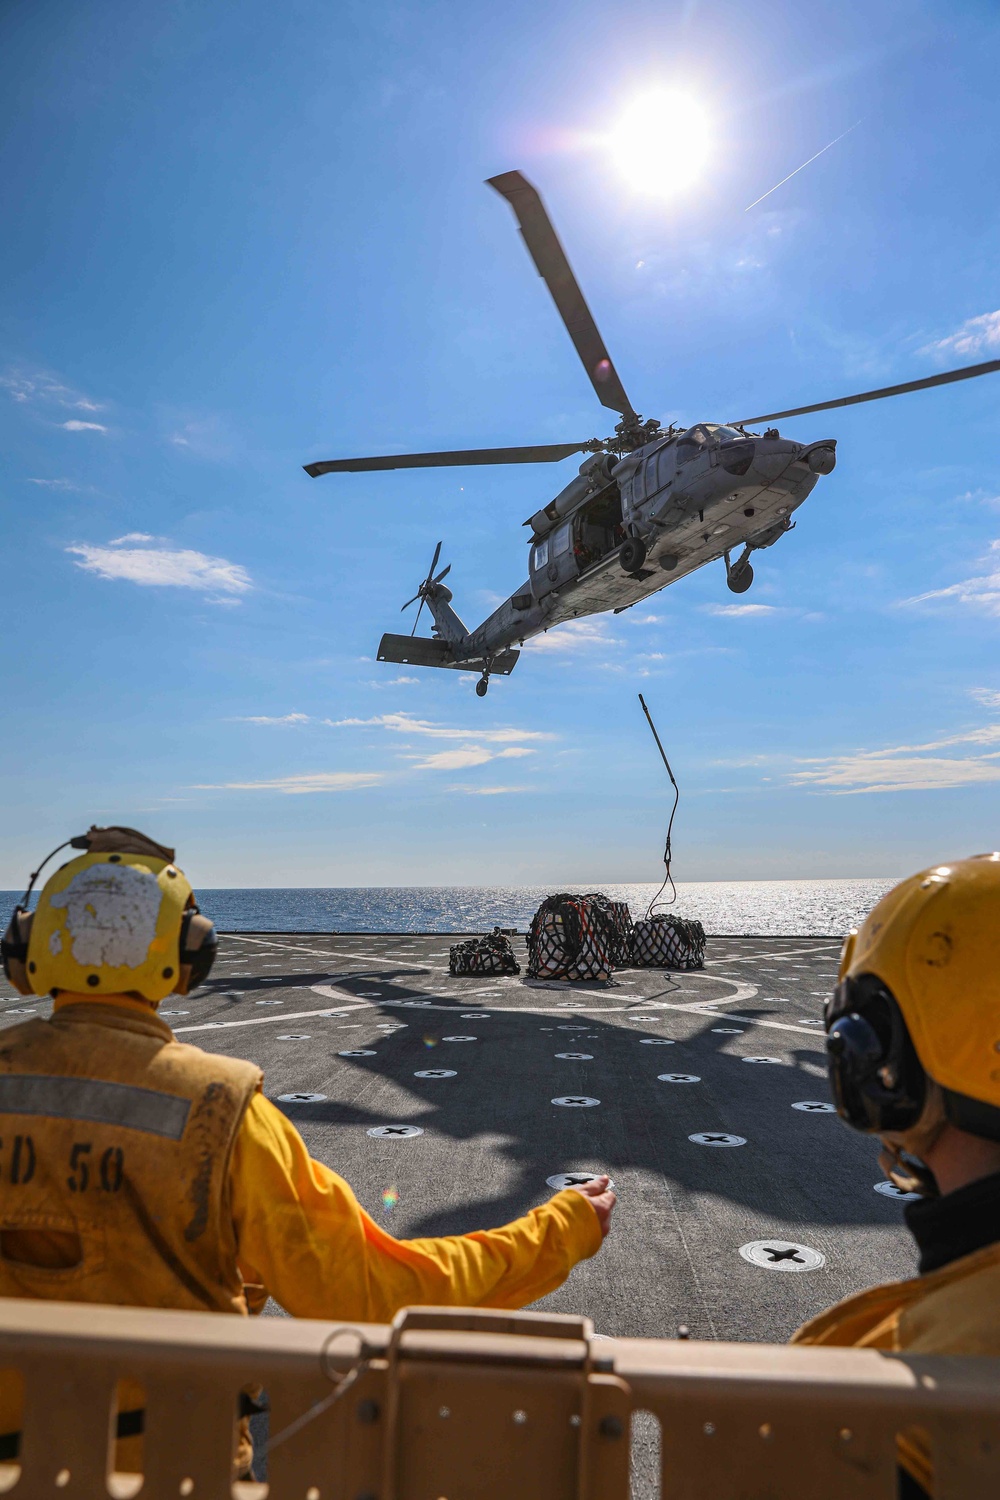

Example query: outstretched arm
[230,1094,607,1322]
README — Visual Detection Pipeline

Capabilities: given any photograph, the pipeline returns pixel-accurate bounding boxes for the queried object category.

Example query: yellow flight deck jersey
[792,1195,1000,1497]
[0,993,602,1460]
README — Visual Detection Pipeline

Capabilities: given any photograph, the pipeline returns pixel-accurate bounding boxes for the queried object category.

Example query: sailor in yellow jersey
[790,853,1000,1499]
[0,826,614,1474]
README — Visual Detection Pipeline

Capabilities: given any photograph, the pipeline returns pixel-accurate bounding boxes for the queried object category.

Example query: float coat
[0,993,602,1463]
[792,1221,1000,1494]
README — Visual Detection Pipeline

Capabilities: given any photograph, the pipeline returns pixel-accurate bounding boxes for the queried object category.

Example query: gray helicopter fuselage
[456,423,836,660]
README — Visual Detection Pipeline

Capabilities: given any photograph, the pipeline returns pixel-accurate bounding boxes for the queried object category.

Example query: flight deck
[0,929,918,1346]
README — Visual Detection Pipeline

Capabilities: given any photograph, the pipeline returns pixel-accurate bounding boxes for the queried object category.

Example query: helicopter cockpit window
[532,539,549,571]
[552,522,572,556]
[708,424,743,444]
[676,425,711,462]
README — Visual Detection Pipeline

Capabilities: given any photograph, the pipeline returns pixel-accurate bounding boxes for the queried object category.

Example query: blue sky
[2,0,999,888]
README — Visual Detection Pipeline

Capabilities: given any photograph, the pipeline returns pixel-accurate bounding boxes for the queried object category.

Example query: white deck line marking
[174,1004,370,1033]
[225,934,436,967]
[703,942,840,966]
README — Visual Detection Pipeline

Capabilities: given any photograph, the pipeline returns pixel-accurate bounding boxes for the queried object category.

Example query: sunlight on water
[178,879,899,936]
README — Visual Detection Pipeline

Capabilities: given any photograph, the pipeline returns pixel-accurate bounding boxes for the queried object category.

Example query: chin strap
[878,1084,949,1198]
[878,1141,939,1197]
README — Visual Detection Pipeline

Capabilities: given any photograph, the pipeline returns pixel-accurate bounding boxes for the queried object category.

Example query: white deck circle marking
[255,999,283,1005]
[443,1035,476,1042]
[338,1048,376,1056]
[630,1015,656,1021]
[689,1133,746,1147]
[461,1013,493,1018]
[742,1056,783,1064]
[546,1172,616,1190]
[414,1069,457,1078]
[640,1038,675,1045]
[552,1096,600,1107]
[555,1052,593,1060]
[367,1125,423,1138]
[658,1073,701,1083]
[874,1181,921,1200]
[161,1010,188,1016]
[711,1028,742,1034]
[278,1033,312,1040]
[792,1101,836,1113]
[276,1092,327,1103]
[739,1240,825,1272]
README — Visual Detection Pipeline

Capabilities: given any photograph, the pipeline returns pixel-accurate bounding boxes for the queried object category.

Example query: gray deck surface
[0,931,917,1345]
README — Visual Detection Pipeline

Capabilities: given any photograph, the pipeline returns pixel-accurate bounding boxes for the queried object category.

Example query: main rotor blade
[487,170,636,420]
[304,441,592,477]
[733,358,1000,426]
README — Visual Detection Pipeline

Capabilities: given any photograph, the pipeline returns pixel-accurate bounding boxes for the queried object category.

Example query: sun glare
[608,90,710,196]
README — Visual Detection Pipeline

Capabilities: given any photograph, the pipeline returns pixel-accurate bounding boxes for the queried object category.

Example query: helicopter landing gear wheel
[476,675,489,698]
[619,537,647,574]
[727,562,754,594]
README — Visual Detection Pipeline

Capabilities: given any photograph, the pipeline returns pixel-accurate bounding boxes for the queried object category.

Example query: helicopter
[305,170,1000,697]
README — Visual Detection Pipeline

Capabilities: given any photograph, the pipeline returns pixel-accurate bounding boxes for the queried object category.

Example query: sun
[607,90,710,196]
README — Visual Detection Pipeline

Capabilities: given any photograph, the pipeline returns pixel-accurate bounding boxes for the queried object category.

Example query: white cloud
[787,721,1000,794]
[702,603,780,618]
[26,477,95,492]
[525,619,621,653]
[192,771,383,795]
[387,675,419,685]
[108,532,155,545]
[903,542,1000,618]
[1,369,104,412]
[328,711,554,743]
[449,784,532,795]
[61,420,107,433]
[921,309,1000,360]
[970,688,1000,709]
[412,746,494,770]
[235,712,311,726]
[67,541,252,599]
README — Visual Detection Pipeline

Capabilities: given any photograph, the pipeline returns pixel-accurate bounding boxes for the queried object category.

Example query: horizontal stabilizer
[377,634,519,676]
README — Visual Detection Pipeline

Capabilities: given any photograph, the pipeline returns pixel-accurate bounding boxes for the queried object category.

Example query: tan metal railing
[0,1298,997,1498]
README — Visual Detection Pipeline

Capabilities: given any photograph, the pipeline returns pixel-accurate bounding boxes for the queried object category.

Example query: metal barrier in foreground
[0,1298,997,1498]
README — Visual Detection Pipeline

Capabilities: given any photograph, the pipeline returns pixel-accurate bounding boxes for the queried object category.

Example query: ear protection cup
[825,978,927,1134]
[176,906,218,995]
[1,908,34,996]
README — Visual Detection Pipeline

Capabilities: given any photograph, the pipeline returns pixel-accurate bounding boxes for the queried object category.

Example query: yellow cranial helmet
[828,854,1000,1140]
[28,852,192,1001]
[1,826,217,1003]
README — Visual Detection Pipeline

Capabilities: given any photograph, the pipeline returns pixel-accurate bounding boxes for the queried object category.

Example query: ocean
[144,878,897,936]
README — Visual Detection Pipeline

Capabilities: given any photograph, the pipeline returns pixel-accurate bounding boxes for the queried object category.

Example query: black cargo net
[526,893,633,981]
[449,928,521,976]
[630,915,706,971]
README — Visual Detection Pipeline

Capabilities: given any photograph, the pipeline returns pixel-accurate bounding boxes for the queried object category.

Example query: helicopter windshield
[677,423,742,461]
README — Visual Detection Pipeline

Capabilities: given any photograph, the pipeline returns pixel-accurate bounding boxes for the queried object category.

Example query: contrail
[744,121,861,212]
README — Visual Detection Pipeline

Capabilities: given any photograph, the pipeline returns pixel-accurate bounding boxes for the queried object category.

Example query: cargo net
[449,928,521,977]
[527,894,631,982]
[630,915,706,971]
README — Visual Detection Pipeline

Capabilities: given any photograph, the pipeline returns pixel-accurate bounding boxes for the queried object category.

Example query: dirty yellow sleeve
[230,1093,603,1320]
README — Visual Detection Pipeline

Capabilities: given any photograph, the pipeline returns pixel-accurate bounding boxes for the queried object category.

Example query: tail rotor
[401,541,452,635]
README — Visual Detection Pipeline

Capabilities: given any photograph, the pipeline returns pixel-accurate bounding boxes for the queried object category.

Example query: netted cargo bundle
[630,915,706,971]
[601,898,634,966]
[527,894,618,981]
[449,927,521,977]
